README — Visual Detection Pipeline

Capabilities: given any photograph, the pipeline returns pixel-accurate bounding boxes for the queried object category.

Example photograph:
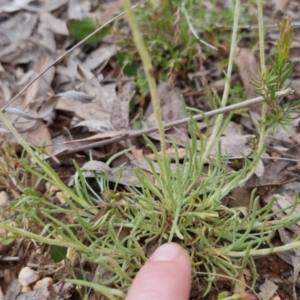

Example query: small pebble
[18,267,39,287]
[21,286,32,293]
[0,191,9,207]
[33,277,54,290]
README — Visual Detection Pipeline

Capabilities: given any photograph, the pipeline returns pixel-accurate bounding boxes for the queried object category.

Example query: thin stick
[1,0,147,112]
[61,88,293,155]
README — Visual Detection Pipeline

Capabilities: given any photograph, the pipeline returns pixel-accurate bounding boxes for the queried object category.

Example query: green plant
[117,0,198,77]
[251,15,299,133]
[1,1,300,300]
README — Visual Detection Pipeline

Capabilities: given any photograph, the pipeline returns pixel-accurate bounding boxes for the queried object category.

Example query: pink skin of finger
[126,243,192,300]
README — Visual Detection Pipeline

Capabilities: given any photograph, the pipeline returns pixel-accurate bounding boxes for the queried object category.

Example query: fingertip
[126,243,191,300]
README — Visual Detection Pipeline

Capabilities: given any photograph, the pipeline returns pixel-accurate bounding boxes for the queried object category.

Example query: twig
[181,5,218,51]
[0,256,19,261]
[213,22,300,30]
[61,88,293,155]
[1,0,147,112]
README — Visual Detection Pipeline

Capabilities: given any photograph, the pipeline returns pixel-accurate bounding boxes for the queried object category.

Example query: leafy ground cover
[0,0,300,299]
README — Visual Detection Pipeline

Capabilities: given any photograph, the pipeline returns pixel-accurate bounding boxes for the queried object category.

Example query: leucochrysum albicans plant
[0,0,300,299]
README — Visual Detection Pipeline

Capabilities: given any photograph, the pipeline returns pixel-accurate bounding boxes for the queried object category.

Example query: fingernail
[149,243,181,261]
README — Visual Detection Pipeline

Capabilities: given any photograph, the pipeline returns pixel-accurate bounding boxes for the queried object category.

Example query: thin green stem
[121,0,167,167]
[239,0,267,185]
[257,0,266,74]
[202,0,240,161]
[229,240,300,257]
[0,224,91,252]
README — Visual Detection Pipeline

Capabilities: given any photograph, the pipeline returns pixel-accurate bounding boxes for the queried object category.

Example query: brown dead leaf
[234,48,259,100]
[16,281,72,300]
[0,40,43,64]
[226,187,252,209]
[82,45,117,71]
[263,185,300,235]
[93,0,122,24]
[145,82,188,142]
[69,160,142,187]
[263,181,300,300]
[0,11,38,44]
[25,52,55,106]
[67,0,90,19]
[40,12,69,36]
[55,64,117,126]
[147,147,187,161]
[0,0,33,13]
[234,47,261,128]
[3,278,22,300]
[220,122,260,157]
[258,279,278,300]
[245,145,300,192]
[21,120,52,147]
[110,82,134,130]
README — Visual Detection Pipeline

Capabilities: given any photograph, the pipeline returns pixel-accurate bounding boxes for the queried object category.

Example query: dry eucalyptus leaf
[69,160,141,187]
[82,44,117,71]
[3,279,22,300]
[21,120,52,148]
[16,281,71,300]
[0,40,43,64]
[24,52,55,106]
[56,66,117,122]
[234,47,258,100]
[277,227,300,300]
[67,0,92,19]
[234,47,261,128]
[0,11,38,44]
[245,148,296,189]
[5,107,41,120]
[57,97,111,121]
[0,0,34,13]
[258,279,278,300]
[213,122,257,159]
[145,82,188,141]
[110,82,134,130]
[40,12,69,36]
[22,0,69,12]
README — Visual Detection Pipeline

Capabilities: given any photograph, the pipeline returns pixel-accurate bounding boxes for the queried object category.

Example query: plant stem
[238,0,267,186]
[257,0,266,74]
[229,240,300,257]
[201,0,240,162]
[121,0,167,159]
[0,224,91,252]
